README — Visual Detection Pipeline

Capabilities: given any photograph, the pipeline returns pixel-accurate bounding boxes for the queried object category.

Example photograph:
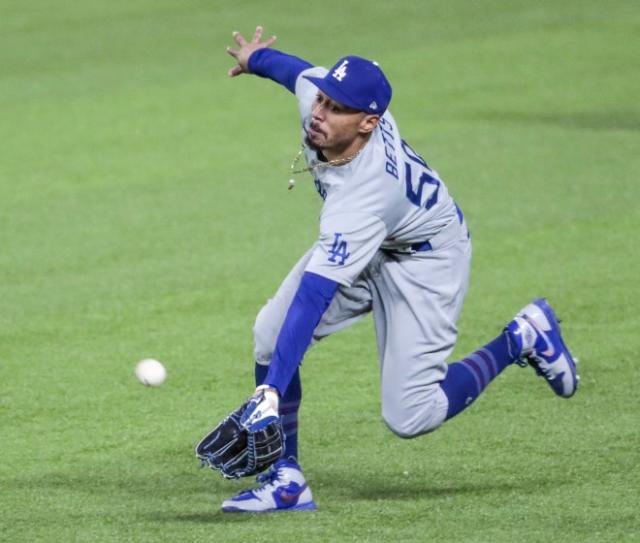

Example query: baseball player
[202,27,579,513]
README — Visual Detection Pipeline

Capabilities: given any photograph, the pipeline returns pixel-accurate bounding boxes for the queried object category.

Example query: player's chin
[308,126,327,144]
[305,132,325,151]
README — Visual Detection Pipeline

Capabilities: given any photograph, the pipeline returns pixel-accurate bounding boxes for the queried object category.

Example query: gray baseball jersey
[254,65,472,437]
[296,66,459,287]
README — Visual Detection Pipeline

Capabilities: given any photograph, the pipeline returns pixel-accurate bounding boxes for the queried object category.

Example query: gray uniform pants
[254,218,471,438]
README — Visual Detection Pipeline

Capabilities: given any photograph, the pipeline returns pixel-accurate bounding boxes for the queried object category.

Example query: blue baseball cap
[303,55,392,115]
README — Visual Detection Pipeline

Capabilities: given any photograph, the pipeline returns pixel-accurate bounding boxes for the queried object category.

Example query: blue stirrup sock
[441,332,516,420]
[255,363,301,460]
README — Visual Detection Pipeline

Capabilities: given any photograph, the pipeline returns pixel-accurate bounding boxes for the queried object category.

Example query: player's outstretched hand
[226,25,277,77]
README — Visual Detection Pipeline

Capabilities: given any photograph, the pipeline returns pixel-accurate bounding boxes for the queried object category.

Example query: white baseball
[134,358,167,387]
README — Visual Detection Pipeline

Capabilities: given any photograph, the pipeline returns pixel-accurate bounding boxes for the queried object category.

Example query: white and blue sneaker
[506,298,579,398]
[221,458,317,513]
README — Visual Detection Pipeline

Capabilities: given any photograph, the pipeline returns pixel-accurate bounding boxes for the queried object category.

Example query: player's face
[307,92,378,156]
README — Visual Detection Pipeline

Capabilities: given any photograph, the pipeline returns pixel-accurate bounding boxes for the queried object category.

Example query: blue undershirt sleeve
[248,48,314,94]
[265,272,338,394]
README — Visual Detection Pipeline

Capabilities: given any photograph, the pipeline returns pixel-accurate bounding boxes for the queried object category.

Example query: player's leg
[371,231,472,437]
[374,227,578,437]
[375,231,531,435]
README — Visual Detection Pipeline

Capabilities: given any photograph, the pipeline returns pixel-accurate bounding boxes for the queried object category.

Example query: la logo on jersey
[332,60,349,82]
[328,233,350,265]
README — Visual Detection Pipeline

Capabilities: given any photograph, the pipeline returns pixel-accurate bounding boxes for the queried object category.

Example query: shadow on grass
[2,465,570,525]
[314,467,569,501]
[469,110,640,132]
[4,469,556,497]
[140,471,569,524]
[323,478,562,501]
[148,511,252,524]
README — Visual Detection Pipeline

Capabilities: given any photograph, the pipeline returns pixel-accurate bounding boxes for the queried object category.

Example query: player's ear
[359,114,380,135]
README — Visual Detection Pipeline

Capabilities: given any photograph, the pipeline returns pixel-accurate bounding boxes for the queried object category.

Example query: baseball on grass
[134,358,167,387]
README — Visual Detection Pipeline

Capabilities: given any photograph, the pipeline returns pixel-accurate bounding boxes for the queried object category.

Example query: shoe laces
[255,467,286,499]
[236,466,283,498]
[256,465,282,485]
[514,355,529,368]
[525,353,551,378]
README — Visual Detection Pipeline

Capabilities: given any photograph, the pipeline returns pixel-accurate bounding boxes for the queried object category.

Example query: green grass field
[2,1,639,541]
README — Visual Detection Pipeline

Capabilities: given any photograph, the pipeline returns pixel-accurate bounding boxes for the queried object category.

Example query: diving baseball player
[195,27,579,513]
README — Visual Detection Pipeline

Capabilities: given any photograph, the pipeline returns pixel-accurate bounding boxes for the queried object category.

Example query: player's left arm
[226,26,313,93]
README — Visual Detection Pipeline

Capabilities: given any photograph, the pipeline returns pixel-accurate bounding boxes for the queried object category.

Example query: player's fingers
[232,30,247,46]
[252,25,263,43]
[263,35,277,47]
[228,65,243,77]
[226,46,239,59]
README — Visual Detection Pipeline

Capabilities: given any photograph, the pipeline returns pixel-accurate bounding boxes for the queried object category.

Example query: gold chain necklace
[288,144,362,190]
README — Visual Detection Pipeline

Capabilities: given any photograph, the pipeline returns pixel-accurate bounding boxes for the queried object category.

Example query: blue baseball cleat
[221,458,317,513]
[506,298,579,398]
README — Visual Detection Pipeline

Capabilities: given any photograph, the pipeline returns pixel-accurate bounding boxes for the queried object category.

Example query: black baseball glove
[195,402,284,479]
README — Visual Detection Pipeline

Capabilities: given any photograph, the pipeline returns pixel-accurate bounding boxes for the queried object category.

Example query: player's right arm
[226,26,313,93]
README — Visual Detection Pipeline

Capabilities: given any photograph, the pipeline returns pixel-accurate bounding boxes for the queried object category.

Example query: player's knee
[382,410,436,439]
[384,419,421,439]
[381,393,447,439]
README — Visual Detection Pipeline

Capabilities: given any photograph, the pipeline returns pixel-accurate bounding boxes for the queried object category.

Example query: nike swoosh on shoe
[276,483,307,506]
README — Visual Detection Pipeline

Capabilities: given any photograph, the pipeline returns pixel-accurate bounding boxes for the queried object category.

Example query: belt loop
[410,240,433,252]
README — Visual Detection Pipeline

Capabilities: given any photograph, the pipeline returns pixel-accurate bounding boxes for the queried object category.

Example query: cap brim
[303,75,363,112]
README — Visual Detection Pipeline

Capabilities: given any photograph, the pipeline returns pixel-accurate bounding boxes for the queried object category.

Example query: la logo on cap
[332,59,349,82]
